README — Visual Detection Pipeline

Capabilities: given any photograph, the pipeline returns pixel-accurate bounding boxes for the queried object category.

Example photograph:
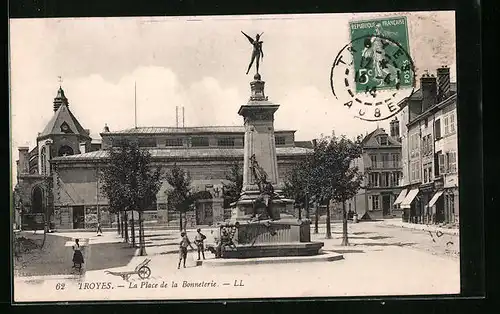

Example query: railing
[369,161,402,169]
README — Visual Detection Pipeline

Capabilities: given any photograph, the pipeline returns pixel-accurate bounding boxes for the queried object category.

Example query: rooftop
[52,146,313,162]
[103,126,295,135]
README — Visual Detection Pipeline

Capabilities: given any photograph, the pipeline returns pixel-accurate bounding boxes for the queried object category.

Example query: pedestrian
[194,228,207,260]
[178,231,194,269]
[72,239,84,270]
[96,222,103,236]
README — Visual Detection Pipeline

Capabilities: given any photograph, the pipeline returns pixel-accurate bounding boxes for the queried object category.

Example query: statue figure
[249,154,276,220]
[241,31,264,75]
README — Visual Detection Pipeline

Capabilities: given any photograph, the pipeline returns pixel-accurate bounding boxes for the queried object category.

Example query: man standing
[194,228,207,260]
[178,231,194,269]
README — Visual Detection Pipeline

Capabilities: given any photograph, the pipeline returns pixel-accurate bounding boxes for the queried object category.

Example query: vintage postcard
[10,11,460,303]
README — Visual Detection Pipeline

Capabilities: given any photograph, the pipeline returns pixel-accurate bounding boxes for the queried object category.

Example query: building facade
[346,122,403,220]
[14,86,312,230]
[395,66,458,225]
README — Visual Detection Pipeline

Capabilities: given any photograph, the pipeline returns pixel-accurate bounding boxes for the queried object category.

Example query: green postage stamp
[349,16,413,93]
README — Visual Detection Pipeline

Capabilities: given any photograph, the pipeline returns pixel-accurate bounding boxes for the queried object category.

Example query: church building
[14,86,312,230]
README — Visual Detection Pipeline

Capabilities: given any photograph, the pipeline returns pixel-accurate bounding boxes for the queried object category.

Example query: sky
[9,11,456,183]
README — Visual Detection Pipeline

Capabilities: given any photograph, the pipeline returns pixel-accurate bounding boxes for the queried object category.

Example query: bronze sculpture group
[249,154,279,221]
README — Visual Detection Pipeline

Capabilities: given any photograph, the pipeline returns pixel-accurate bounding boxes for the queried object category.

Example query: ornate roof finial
[103,123,110,132]
[58,75,63,88]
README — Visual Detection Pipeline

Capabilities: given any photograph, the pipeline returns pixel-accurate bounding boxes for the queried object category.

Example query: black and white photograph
[10,11,463,302]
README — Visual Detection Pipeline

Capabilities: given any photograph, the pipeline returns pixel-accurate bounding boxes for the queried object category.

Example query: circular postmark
[330,34,416,121]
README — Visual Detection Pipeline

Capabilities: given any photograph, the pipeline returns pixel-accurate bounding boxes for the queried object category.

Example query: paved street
[13,220,460,302]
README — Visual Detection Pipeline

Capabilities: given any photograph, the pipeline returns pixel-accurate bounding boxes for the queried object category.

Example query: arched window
[40,146,47,175]
[58,145,74,157]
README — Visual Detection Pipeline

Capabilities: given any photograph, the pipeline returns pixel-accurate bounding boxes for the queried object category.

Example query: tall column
[233,73,292,220]
[238,74,280,191]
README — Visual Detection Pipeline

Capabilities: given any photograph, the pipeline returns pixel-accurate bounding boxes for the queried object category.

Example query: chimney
[79,142,86,154]
[103,123,110,133]
[420,72,437,112]
[437,65,451,102]
[390,117,400,140]
[18,147,29,175]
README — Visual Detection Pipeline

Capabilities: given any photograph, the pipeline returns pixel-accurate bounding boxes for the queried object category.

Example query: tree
[101,141,161,256]
[283,159,310,220]
[307,135,363,241]
[165,164,194,231]
[222,162,243,209]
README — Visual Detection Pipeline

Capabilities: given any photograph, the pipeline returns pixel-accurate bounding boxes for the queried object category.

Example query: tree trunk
[138,211,146,256]
[314,202,319,234]
[116,213,121,235]
[130,211,136,247]
[179,210,183,232]
[341,201,349,246]
[326,200,332,239]
[124,212,129,244]
[120,212,124,237]
[305,193,310,219]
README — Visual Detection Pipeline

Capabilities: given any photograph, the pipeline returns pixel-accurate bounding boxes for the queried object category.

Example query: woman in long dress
[72,238,84,269]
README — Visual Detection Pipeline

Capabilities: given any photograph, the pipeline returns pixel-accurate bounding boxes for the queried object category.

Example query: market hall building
[14,86,312,230]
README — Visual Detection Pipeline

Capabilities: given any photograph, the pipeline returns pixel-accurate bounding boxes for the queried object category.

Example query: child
[178,231,194,269]
[72,239,84,270]
[194,228,207,260]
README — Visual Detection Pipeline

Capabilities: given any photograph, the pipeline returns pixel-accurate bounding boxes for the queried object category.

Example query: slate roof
[39,103,90,139]
[105,126,295,135]
[361,128,401,148]
[52,146,313,162]
[408,82,457,101]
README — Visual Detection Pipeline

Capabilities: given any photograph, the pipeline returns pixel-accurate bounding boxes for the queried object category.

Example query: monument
[214,32,324,259]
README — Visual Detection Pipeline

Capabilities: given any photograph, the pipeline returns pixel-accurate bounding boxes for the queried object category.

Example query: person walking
[96,222,103,236]
[178,231,194,269]
[194,228,207,260]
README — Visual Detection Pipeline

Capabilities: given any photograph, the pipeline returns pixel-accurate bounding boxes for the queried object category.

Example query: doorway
[73,206,85,229]
[382,194,391,216]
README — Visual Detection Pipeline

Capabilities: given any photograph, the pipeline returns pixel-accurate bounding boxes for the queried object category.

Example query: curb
[201,252,344,267]
[381,222,459,236]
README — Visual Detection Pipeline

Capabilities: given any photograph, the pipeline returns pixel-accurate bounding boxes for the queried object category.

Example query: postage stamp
[10,11,460,304]
[330,16,416,121]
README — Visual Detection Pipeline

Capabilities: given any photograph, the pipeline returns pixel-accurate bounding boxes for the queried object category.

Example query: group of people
[178,228,207,269]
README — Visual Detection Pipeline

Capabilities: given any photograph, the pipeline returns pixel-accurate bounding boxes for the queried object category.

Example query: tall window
[191,137,209,147]
[410,161,421,182]
[217,138,235,147]
[369,173,380,187]
[40,146,47,175]
[380,173,387,187]
[444,116,450,135]
[381,153,389,168]
[370,155,378,168]
[410,133,420,158]
[165,138,183,147]
[438,153,447,175]
[450,113,456,133]
[434,119,441,139]
[275,136,286,146]
[372,195,380,210]
[392,153,400,168]
[447,151,457,173]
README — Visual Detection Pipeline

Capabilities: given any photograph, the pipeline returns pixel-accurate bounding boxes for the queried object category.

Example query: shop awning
[400,188,419,209]
[393,189,408,206]
[427,190,444,208]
